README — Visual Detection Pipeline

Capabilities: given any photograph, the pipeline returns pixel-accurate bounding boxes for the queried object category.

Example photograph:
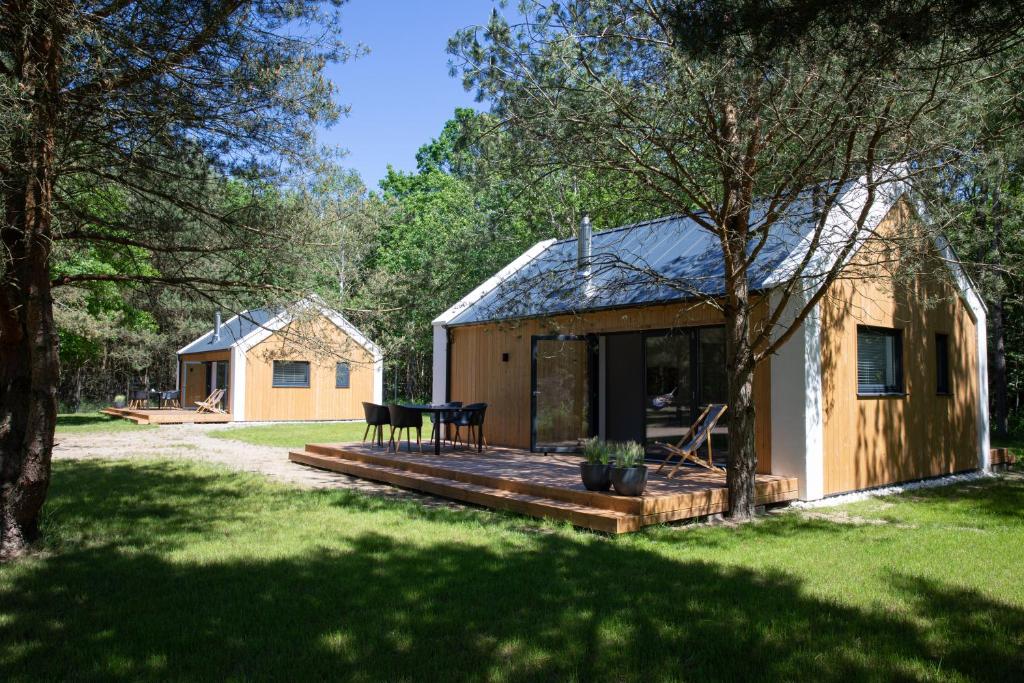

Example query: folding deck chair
[194,388,226,414]
[655,404,728,478]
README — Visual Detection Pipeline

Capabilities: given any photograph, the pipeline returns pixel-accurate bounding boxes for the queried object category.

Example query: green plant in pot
[113,394,126,408]
[611,441,648,496]
[579,438,612,491]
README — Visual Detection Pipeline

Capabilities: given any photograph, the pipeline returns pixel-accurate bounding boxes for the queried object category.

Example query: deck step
[101,408,150,424]
[289,449,642,533]
[302,442,651,514]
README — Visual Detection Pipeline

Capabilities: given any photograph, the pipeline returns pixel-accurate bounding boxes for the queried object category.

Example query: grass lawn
[56,412,156,434]
[1,459,1022,681]
[212,420,369,448]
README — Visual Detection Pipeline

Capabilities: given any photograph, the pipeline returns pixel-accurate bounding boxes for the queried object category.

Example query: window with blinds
[335,362,350,389]
[857,327,903,395]
[272,360,310,388]
[936,333,951,395]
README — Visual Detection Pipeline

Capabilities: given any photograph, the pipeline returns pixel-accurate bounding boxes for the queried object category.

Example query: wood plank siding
[448,299,774,473]
[178,350,231,409]
[243,317,375,421]
[819,201,980,494]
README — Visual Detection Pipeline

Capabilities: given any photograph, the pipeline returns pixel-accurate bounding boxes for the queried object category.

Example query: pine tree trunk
[989,197,1008,437]
[990,294,1008,437]
[0,6,63,560]
[723,274,758,519]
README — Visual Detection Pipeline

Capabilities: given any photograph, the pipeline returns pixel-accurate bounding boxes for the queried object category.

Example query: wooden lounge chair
[655,403,728,478]
[194,388,226,414]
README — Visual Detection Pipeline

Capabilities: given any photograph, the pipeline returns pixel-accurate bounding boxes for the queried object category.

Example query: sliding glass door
[644,327,727,447]
[531,336,595,452]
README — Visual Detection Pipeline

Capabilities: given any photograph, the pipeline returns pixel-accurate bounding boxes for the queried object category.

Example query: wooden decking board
[303,443,795,516]
[289,451,631,533]
[102,407,232,425]
[290,443,800,533]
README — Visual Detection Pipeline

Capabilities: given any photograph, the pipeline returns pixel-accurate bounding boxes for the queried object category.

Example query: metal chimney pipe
[578,214,592,269]
[212,311,222,343]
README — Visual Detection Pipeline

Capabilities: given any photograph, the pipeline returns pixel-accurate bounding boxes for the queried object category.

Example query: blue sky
[318,0,500,190]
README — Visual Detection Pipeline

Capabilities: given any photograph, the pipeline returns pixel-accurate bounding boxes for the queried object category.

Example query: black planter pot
[579,463,612,491]
[611,466,648,496]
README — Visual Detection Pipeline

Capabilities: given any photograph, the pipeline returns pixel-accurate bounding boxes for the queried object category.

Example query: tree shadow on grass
[2,462,1022,681]
[57,413,121,427]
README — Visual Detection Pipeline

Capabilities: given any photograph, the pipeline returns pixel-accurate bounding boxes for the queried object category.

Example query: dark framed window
[272,360,310,388]
[857,326,903,395]
[335,362,351,389]
[936,333,951,395]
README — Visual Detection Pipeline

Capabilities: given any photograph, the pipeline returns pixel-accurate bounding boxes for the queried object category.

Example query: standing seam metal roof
[447,181,872,326]
[178,307,278,355]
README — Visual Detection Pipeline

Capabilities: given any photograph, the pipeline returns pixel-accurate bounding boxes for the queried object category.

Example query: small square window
[272,360,309,388]
[936,333,951,395]
[335,362,350,389]
[857,327,903,395]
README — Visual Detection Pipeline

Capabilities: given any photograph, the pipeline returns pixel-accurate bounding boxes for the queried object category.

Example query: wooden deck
[289,443,799,533]
[101,407,232,425]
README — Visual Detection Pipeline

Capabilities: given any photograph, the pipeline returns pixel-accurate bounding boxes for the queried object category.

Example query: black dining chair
[160,390,181,409]
[387,404,423,453]
[451,403,488,451]
[128,389,149,409]
[362,402,391,448]
[429,402,463,447]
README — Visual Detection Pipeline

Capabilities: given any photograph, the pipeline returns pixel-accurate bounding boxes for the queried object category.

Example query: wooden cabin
[177,296,382,421]
[431,178,990,501]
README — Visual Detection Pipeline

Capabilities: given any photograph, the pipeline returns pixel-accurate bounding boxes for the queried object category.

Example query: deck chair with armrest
[194,388,226,414]
[655,403,728,478]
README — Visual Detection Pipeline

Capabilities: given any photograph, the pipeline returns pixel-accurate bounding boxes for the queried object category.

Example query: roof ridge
[549,213,691,246]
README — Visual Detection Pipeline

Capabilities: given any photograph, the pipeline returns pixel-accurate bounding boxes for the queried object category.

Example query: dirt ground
[52,423,449,505]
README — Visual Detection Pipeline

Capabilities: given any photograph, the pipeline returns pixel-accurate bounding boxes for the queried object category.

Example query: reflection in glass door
[644,327,727,448]
[532,336,594,452]
[213,361,230,410]
[644,334,694,445]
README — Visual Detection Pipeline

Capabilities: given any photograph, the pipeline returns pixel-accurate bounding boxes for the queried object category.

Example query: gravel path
[53,423,453,505]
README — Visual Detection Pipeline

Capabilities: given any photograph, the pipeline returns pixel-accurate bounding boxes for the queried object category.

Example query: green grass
[2,460,1022,681]
[56,412,156,434]
[212,420,369,448]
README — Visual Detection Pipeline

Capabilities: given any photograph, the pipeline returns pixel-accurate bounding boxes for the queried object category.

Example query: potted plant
[611,441,648,496]
[579,437,612,491]
[113,394,126,408]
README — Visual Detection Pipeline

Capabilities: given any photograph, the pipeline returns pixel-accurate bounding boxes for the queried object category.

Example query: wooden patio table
[401,403,484,455]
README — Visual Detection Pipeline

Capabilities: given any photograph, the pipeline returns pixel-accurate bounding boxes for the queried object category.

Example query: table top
[401,403,482,412]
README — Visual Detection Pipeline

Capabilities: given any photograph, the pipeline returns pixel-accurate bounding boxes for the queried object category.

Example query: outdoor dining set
[127,388,181,409]
[362,401,488,455]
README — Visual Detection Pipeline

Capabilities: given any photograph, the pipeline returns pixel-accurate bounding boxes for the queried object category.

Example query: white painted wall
[431,324,448,405]
[230,345,246,421]
[769,292,825,500]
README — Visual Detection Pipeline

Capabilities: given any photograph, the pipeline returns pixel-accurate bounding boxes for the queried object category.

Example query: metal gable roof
[446,180,871,327]
[177,307,278,355]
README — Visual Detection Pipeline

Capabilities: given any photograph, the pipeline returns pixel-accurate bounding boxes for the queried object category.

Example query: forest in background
[56,99,1024,436]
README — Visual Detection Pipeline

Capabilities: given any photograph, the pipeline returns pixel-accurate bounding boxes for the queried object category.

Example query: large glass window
[272,360,310,388]
[857,327,903,395]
